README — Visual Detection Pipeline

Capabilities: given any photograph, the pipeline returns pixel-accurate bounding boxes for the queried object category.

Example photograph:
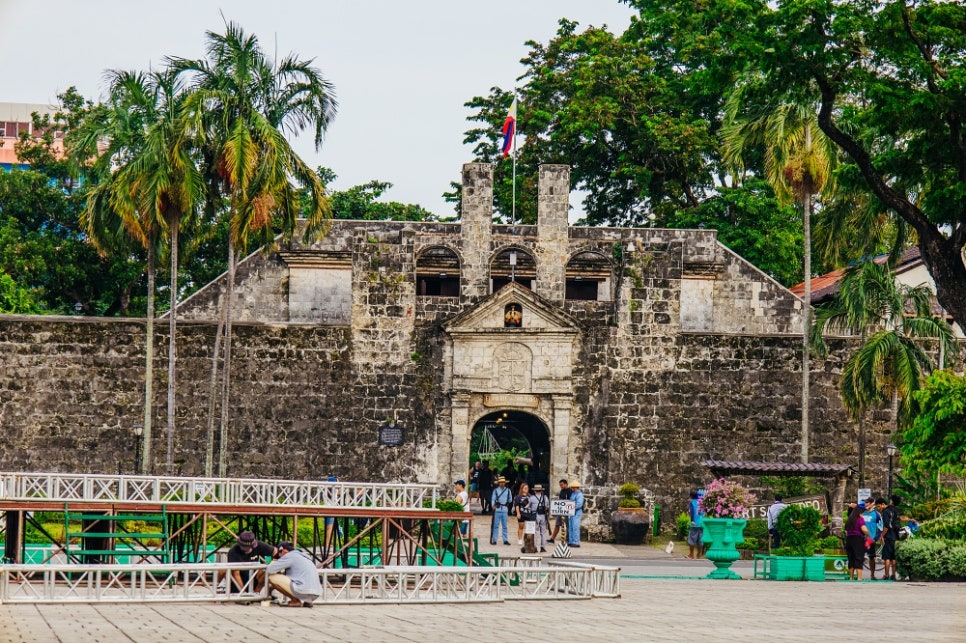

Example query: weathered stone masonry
[2,163,948,538]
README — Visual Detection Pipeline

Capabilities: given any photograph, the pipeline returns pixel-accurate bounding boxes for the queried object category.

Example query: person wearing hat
[266,541,322,607]
[490,476,513,545]
[567,481,585,548]
[225,531,276,595]
[528,483,550,552]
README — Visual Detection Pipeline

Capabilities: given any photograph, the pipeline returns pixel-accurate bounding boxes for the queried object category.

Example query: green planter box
[753,555,826,581]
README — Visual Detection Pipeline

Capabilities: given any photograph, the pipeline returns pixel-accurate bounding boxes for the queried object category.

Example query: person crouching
[267,541,322,607]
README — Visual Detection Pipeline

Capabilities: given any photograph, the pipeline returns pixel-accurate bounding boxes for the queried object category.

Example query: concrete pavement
[3,514,964,642]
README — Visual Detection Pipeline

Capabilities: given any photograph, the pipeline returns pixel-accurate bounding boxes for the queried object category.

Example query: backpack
[536,494,548,516]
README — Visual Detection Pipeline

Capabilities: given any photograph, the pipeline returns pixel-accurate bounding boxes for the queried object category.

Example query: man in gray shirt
[266,541,322,607]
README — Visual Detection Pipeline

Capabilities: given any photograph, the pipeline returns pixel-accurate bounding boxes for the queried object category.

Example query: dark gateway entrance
[470,410,551,481]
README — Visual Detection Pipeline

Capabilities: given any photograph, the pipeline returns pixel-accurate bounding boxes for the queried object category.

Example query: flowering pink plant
[698,478,756,518]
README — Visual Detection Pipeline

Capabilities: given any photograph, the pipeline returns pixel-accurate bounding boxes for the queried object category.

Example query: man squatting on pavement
[266,541,322,607]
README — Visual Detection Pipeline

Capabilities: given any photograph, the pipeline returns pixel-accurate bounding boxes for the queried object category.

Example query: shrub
[946,544,966,578]
[775,504,823,556]
[618,482,640,497]
[897,539,951,581]
[675,512,690,540]
[918,515,966,541]
[619,497,642,509]
[423,499,465,512]
[744,518,768,543]
[819,536,843,551]
[736,537,759,550]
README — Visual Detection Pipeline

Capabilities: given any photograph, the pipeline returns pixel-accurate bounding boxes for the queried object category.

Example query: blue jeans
[492,508,509,542]
[567,511,583,546]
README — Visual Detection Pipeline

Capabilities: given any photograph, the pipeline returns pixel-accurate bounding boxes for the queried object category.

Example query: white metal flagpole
[511,93,517,224]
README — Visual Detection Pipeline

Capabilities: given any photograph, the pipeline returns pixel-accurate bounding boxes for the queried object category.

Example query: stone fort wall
[1,163,951,538]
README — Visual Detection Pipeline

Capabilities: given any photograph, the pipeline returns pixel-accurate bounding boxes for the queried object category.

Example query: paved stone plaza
[1,575,964,642]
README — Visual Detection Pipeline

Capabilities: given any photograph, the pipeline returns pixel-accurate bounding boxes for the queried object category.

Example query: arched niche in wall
[565,250,613,301]
[490,247,535,293]
[416,246,461,297]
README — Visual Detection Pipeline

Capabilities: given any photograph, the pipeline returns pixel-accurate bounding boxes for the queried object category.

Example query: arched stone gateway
[470,410,551,473]
[444,282,580,486]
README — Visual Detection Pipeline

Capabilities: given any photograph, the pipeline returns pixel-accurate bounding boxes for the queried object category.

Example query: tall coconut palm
[811,259,956,485]
[76,69,203,474]
[722,95,838,463]
[173,22,336,475]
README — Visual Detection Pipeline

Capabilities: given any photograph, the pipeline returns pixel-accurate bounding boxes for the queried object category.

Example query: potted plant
[611,483,649,545]
[698,478,756,579]
[765,504,826,581]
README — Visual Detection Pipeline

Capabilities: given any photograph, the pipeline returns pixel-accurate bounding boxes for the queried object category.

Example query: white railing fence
[0,561,620,604]
[0,472,439,509]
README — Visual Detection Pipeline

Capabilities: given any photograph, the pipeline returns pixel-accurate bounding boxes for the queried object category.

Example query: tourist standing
[687,491,704,559]
[567,481,585,548]
[880,495,902,581]
[550,479,571,544]
[530,484,550,552]
[468,462,482,508]
[766,494,788,550]
[490,476,512,545]
[478,460,494,514]
[454,479,470,535]
[266,541,321,607]
[844,503,870,580]
[863,498,885,579]
[514,482,531,546]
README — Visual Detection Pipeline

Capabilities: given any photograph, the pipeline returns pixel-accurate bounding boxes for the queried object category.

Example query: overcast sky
[0,1,634,217]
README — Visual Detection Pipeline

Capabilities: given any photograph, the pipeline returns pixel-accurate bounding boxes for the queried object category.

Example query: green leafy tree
[733,0,966,331]
[308,168,437,221]
[174,22,336,475]
[812,259,957,483]
[722,96,838,463]
[903,370,966,478]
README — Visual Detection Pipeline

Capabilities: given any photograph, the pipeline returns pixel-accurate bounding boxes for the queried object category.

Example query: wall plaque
[378,421,404,447]
[483,393,540,408]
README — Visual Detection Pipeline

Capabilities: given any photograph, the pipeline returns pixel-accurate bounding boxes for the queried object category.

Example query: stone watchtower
[442,163,580,487]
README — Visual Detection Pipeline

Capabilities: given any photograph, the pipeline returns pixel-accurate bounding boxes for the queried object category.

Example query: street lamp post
[887,443,898,498]
[133,422,144,474]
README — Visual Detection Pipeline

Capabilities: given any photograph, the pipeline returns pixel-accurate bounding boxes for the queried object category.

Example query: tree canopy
[903,370,966,477]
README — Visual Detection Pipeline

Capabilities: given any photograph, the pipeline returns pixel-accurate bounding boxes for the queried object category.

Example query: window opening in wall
[416,246,460,297]
[565,251,613,301]
[491,248,535,293]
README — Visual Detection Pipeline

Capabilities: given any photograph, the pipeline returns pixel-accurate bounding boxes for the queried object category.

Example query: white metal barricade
[0,562,620,604]
[0,472,438,509]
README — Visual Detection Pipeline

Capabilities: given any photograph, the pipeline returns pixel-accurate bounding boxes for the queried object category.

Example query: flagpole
[511,92,517,225]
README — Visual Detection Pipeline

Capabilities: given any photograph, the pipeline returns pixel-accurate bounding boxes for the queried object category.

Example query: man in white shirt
[766,495,788,549]
[455,480,470,535]
[266,542,321,607]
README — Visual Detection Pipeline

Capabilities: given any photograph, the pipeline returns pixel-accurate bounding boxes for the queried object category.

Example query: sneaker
[490,540,496,545]
[518,539,522,545]
[540,548,547,553]
[503,541,510,545]
[548,538,554,544]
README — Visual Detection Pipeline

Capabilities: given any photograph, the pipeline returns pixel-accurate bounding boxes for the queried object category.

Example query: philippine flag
[501,97,517,158]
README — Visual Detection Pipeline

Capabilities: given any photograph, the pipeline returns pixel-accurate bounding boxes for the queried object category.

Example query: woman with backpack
[513,482,531,546]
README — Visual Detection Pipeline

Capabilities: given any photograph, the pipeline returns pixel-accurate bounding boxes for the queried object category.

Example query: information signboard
[550,499,576,517]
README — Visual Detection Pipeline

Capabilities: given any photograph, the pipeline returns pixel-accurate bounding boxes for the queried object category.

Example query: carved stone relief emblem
[494,342,532,392]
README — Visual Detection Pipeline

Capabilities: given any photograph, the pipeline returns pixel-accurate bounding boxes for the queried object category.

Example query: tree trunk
[218,239,236,477]
[166,222,179,476]
[142,241,156,475]
[858,415,866,488]
[801,193,811,463]
[205,293,226,478]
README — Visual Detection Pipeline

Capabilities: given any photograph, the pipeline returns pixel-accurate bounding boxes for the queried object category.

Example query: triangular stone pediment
[443,282,580,335]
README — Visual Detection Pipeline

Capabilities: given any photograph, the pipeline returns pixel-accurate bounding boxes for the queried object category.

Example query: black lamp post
[133,422,144,474]
[887,443,898,498]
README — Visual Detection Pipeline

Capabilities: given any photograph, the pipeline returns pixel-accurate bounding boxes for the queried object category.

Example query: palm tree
[173,22,336,475]
[811,259,957,485]
[75,69,203,474]
[722,96,838,463]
